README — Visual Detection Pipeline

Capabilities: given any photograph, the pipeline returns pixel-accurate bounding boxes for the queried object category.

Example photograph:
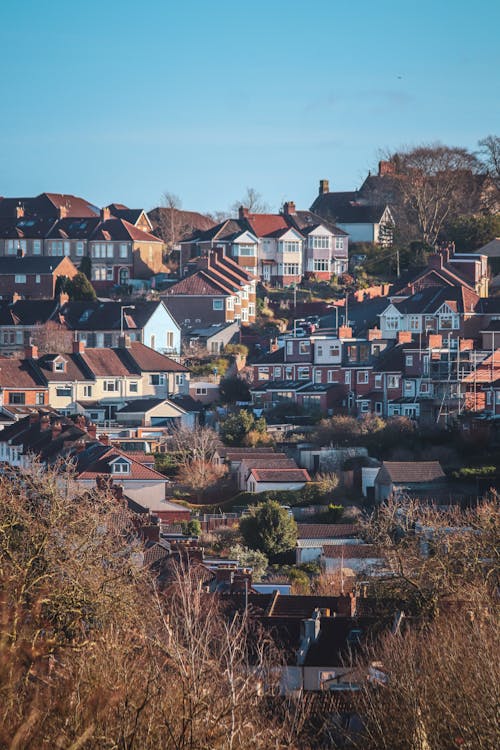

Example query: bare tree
[170,425,227,500]
[157,191,187,252]
[30,320,74,353]
[478,134,500,189]
[348,607,499,750]
[384,144,483,246]
[230,187,270,216]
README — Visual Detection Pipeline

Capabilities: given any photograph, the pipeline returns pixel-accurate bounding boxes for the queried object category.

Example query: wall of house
[143,304,181,355]
[132,240,166,278]
[249,479,306,493]
[1,388,48,407]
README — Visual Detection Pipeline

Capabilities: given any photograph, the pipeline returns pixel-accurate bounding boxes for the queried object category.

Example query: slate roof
[287,209,348,236]
[0,193,99,219]
[310,191,390,224]
[59,300,173,332]
[0,216,57,238]
[296,524,360,540]
[46,216,100,239]
[116,398,184,414]
[127,342,187,372]
[0,299,59,325]
[75,444,168,481]
[377,461,445,484]
[0,257,72,274]
[474,237,500,257]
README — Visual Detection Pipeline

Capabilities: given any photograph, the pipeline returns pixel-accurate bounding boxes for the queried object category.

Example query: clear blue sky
[1,0,499,215]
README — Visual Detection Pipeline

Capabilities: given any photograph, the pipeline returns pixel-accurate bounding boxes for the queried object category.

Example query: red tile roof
[166,270,232,296]
[323,544,381,559]
[250,468,310,483]
[128,342,188,372]
[77,446,167,481]
[378,461,445,483]
[79,348,138,377]
[91,218,162,243]
[0,357,46,388]
[246,213,289,238]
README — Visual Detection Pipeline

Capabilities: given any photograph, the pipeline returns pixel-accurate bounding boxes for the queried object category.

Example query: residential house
[237,455,298,491]
[321,544,385,575]
[282,202,349,279]
[373,461,446,502]
[0,192,99,221]
[115,397,196,429]
[164,248,256,328]
[310,179,394,246]
[213,446,278,475]
[0,356,48,410]
[0,256,78,300]
[183,321,240,355]
[246,467,310,493]
[295,524,362,564]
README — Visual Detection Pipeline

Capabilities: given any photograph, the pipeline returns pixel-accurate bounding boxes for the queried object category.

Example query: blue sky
[0,0,499,214]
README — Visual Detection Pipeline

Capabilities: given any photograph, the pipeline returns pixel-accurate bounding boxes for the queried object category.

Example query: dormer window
[53,358,67,372]
[110,457,131,475]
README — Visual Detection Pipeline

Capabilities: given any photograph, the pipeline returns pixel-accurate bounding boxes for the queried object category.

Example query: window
[64,241,71,256]
[385,316,400,331]
[35,275,41,284]
[345,370,351,385]
[14,275,26,284]
[226,297,234,311]
[54,360,66,372]
[375,401,383,415]
[35,392,45,405]
[327,370,335,383]
[297,366,310,380]
[166,331,174,349]
[106,245,114,258]
[106,267,113,281]
[299,341,310,354]
[409,316,420,331]
[374,374,383,388]
[213,299,224,310]
[406,355,413,367]
[83,385,93,397]
[104,380,119,392]
[111,460,130,475]
[241,308,248,322]
[283,241,301,253]
[258,367,269,381]
[76,241,84,256]
[92,267,107,281]
[149,374,165,386]
[313,259,330,272]
[286,341,293,356]
[359,401,370,413]
[33,240,42,255]
[274,367,281,378]
[120,243,128,258]
[129,382,138,393]
[248,303,255,317]
[235,244,255,256]
[285,366,293,379]
[283,263,300,276]
[334,237,343,250]
[56,387,72,397]
[175,374,184,386]
[196,387,208,395]
[49,241,64,256]
[420,382,429,394]
[357,371,368,384]
[387,375,400,389]
[9,392,25,405]
[310,236,330,249]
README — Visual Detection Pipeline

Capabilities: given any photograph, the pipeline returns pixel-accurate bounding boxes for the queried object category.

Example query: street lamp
[120,305,136,336]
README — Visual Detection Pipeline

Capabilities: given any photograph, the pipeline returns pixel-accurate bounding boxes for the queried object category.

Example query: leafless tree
[385,144,482,246]
[478,134,500,190]
[348,607,499,750]
[230,187,270,216]
[31,320,74,354]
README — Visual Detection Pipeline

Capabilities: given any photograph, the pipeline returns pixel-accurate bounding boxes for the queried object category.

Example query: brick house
[0,256,78,300]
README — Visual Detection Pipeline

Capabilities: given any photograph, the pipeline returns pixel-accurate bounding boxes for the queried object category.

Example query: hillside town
[1,140,499,747]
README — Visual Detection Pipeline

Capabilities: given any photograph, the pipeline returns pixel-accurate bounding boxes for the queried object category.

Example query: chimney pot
[238,206,249,220]
[25,344,38,359]
[397,331,412,344]
[319,179,329,195]
[100,207,111,222]
[283,201,296,216]
[338,325,353,339]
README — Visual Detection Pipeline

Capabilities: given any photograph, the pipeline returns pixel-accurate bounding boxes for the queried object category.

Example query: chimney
[72,340,85,354]
[319,179,329,195]
[100,207,111,222]
[87,422,97,440]
[16,204,24,219]
[119,334,131,349]
[238,206,249,220]
[338,325,353,339]
[459,338,474,352]
[428,254,444,270]
[25,344,38,359]
[349,592,357,617]
[58,205,68,219]
[378,160,396,177]
[29,411,40,425]
[40,415,51,431]
[283,201,296,216]
[428,334,442,349]
[51,421,63,440]
[397,331,412,344]
[99,433,109,446]
[368,328,382,341]
[74,438,86,453]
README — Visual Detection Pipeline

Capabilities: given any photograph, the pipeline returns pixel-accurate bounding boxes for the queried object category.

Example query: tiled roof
[240,457,296,471]
[76,445,168,481]
[0,357,46,388]
[166,270,231,297]
[288,210,348,236]
[297,524,360,540]
[127,342,188,372]
[378,461,445,483]
[250,467,310,483]
[310,192,390,224]
[245,213,289,238]
[216,446,276,459]
[0,216,57,238]
[46,216,100,239]
[33,354,89,383]
[59,300,171,332]
[90,218,162,243]
[116,398,186,415]
[78,347,139,377]
[0,299,59,326]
